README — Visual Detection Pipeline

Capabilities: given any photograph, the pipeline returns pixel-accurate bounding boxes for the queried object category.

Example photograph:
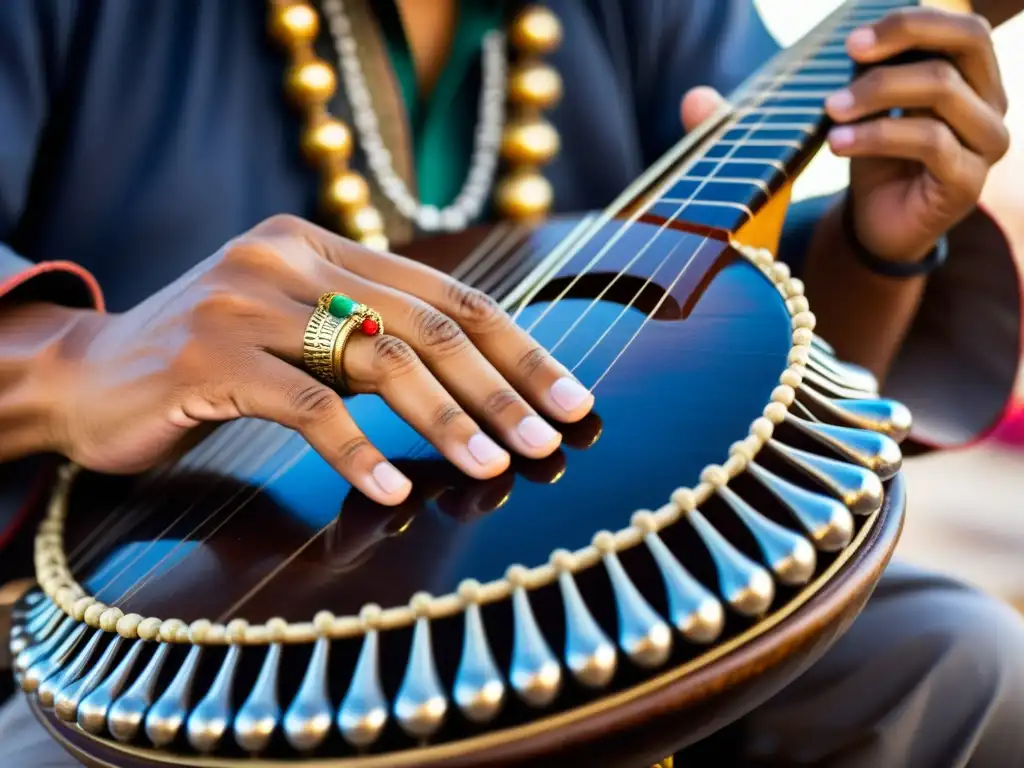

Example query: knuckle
[337,436,373,471]
[857,67,886,95]
[517,346,549,378]
[410,304,469,355]
[252,213,307,237]
[992,124,1011,160]
[926,60,961,95]
[373,335,420,378]
[857,119,885,147]
[432,404,466,429]
[483,389,521,418]
[446,282,504,332]
[221,238,285,273]
[193,288,256,325]
[289,383,338,422]
[963,12,993,39]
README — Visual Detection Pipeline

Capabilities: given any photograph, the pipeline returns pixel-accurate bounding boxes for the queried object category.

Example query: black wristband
[841,193,948,279]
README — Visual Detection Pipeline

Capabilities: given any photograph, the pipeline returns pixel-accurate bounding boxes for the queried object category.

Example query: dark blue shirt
[0,0,778,309]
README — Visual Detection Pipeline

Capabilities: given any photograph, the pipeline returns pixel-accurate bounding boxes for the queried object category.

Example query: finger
[825,60,1010,162]
[342,332,516,479]
[250,217,594,424]
[846,8,1006,114]
[827,116,988,191]
[680,86,727,133]
[226,353,412,506]
[306,270,563,459]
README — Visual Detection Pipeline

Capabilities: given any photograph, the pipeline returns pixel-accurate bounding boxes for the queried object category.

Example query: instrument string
[107,428,300,607]
[88,421,283,603]
[213,11,857,619]
[65,420,258,571]
[539,20,846,380]
[77,5,861,616]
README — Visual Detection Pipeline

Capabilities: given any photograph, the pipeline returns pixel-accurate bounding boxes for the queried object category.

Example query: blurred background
[759,0,1024,612]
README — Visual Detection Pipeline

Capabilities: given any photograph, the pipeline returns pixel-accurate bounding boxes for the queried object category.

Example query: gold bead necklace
[268,1,564,251]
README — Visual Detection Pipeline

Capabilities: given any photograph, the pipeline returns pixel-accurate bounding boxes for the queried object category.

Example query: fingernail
[550,377,593,413]
[517,415,559,449]
[828,126,856,149]
[467,432,508,467]
[847,27,876,52]
[372,461,410,496]
[825,89,855,112]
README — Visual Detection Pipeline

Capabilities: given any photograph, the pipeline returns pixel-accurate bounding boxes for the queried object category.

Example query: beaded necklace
[268,1,563,251]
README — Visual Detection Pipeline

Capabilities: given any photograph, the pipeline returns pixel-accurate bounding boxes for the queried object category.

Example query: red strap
[0,260,105,312]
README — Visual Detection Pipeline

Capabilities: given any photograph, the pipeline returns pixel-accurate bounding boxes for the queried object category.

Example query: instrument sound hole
[531,273,683,321]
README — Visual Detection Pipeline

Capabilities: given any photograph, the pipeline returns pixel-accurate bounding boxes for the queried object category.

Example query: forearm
[801,202,928,384]
[0,303,84,461]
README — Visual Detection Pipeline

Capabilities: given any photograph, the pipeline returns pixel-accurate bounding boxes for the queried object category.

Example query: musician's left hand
[680,7,1010,262]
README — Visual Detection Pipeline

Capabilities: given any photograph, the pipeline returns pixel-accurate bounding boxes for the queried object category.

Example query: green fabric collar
[375,1,505,208]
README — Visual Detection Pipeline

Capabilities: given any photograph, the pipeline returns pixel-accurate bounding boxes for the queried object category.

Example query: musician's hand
[47,215,593,505]
[825,7,1009,260]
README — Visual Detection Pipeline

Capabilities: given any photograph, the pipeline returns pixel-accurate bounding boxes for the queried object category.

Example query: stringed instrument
[10,0,939,765]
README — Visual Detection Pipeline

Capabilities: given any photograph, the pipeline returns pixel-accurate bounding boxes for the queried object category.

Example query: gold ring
[303,293,384,389]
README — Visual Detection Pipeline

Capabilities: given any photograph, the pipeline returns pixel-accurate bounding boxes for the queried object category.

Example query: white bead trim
[33,243,812,645]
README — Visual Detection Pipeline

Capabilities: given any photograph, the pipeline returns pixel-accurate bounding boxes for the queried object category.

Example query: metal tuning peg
[393,608,448,741]
[717,486,817,586]
[594,534,672,669]
[453,592,506,722]
[56,634,124,723]
[77,638,146,734]
[746,460,854,551]
[15,615,73,678]
[233,643,282,754]
[23,622,87,695]
[554,563,617,688]
[187,645,242,753]
[338,625,390,747]
[508,573,561,708]
[108,642,172,742]
[145,645,203,748]
[808,345,878,393]
[785,412,902,480]
[688,508,774,616]
[638,522,724,644]
[801,366,874,401]
[283,637,333,752]
[767,439,883,516]
[38,627,104,708]
[798,386,912,443]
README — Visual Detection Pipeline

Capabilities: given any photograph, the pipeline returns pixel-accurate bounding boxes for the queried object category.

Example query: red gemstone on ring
[361,318,379,335]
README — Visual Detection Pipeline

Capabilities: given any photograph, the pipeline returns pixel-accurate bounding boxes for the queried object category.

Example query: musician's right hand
[9,214,593,505]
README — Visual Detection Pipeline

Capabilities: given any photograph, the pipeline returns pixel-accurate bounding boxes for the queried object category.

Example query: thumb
[681,86,727,133]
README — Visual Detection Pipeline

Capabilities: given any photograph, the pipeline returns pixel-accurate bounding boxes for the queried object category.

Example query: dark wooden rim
[32,474,904,768]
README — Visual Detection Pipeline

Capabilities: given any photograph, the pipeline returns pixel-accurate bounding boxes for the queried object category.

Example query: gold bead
[359,233,390,252]
[301,117,352,165]
[508,61,563,110]
[344,206,385,238]
[494,170,553,220]
[284,59,336,107]
[501,117,560,166]
[510,6,563,55]
[323,171,370,213]
[269,3,319,46]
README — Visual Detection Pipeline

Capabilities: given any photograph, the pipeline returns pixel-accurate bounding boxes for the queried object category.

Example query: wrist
[0,303,103,459]
[839,194,948,277]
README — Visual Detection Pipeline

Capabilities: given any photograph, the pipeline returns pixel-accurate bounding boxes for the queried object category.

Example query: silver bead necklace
[320,0,507,233]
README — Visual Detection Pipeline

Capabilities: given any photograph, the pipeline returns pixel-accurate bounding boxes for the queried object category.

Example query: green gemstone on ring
[328,294,356,318]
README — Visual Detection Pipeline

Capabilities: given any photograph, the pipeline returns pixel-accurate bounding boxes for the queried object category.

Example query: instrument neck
[640,0,919,237]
